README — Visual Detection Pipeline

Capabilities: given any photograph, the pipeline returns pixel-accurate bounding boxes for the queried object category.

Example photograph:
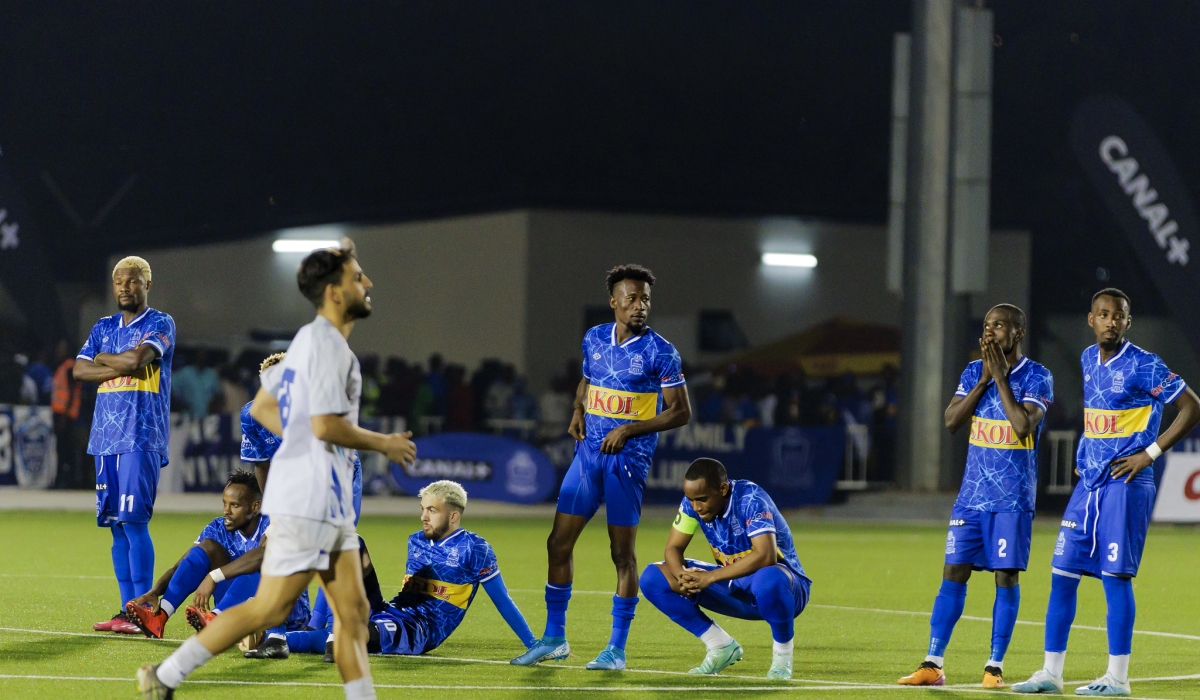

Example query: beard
[424,521,449,540]
[1098,332,1123,351]
[118,298,141,312]
[346,297,372,320]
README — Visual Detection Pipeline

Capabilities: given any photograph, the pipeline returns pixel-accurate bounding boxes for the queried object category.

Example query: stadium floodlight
[272,239,339,253]
[761,252,817,268]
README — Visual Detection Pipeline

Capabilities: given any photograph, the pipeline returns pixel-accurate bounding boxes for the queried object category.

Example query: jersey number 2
[997,538,1007,558]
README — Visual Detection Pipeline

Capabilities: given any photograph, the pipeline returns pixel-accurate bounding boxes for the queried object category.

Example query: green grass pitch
[2,510,1199,698]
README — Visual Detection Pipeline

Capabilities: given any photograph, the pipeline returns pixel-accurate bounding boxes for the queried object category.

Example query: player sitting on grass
[285,480,536,659]
[639,458,811,680]
[125,470,308,639]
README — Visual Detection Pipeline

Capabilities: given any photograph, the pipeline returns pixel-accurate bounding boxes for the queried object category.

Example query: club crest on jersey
[1055,531,1066,555]
[1110,370,1125,393]
[945,531,956,554]
[629,354,644,375]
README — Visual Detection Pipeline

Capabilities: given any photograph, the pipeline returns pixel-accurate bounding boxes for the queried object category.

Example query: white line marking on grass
[0,674,1181,698]
[0,573,111,579]
[0,626,182,644]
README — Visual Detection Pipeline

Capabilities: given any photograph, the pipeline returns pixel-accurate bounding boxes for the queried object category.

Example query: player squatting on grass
[137,244,418,700]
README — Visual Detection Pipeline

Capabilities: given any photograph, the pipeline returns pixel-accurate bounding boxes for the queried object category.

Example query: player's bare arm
[193,545,266,610]
[249,387,284,436]
[944,347,991,432]
[1111,386,1200,482]
[72,358,123,383]
[679,532,778,594]
[659,526,695,593]
[311,412,417,466]
[985,339,1044,440]
[600,384,692,454]
[93,343,159,376]
[568,376,588,441]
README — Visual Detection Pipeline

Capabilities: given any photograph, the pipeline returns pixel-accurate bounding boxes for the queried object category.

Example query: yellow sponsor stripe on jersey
[97,364,161,394]
[1084,404,1153,439]
[968,416,1034,450]
[585,386,658,421]
[401,574,473,609]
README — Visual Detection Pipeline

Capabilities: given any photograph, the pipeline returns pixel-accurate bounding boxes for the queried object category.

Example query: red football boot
[185,606,216,633]
[93,611,131,632]
[125,601,168,639]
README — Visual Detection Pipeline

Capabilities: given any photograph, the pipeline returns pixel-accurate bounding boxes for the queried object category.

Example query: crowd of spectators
[2,338,901,486]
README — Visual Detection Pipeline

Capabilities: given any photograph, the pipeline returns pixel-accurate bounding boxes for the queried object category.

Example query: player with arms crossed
[639,458,811,680]
[514,264,691,671]
[1013,289,1200,696]
[899,304,1053,688]
[75,256,176,634]
[138,246,416,700]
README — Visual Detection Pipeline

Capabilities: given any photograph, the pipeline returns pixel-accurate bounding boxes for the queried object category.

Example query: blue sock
[214,573,260,612]
[309,588,332,630]
[161,547,210,616]
[1045,572,1081,653]
[607,595,638,650]
[285,627,331,654]
[928,580,968,659]
[990,585,1020,663]
[749,566,797,643]
[543,583,572,639]
[110,524,135,608]
[638,565,712,637]
[122,522,155,598]
[1102,576,1135,656]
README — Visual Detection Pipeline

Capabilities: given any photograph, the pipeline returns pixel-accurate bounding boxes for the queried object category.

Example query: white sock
[1044,651,1066,679]
[1106,654,1130,684]
[344,675,376,700]
[699,624,734,651]
[156,637,214,689]
[267,632,286,641]
[773,639,794,655]
[159,601,175,617]
[986,659,1003,671]
[924,654,944,668]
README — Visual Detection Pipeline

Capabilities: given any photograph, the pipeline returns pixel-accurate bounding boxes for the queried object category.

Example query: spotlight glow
[762,252,817,268]
[272,239,339,253]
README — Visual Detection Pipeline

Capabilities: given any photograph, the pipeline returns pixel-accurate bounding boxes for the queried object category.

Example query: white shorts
[262,515,359,577]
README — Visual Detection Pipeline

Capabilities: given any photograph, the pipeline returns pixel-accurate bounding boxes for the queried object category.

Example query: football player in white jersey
[138,245,416,700]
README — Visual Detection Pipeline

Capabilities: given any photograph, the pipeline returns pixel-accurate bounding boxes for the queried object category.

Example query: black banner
[0,150,65,347]
[1069,96,1199,350]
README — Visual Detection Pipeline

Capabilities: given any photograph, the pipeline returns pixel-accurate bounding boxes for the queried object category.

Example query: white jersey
[261,315,361,525]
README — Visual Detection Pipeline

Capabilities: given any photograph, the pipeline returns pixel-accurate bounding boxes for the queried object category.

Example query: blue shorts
[944,505,1033,571]
[95,452,162,526]
[684,559,810,621]
[1052,477,1154,578]
[556,445,648,527]
[371,605,434,655]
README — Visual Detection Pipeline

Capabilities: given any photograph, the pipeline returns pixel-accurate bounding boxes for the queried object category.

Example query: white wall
[103,211,529,368]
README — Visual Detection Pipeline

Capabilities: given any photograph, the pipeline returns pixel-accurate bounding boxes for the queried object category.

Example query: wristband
[209,569,226,583]
[1145,442,1163,460]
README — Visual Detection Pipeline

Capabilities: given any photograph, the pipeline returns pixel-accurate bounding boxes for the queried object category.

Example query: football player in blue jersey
[514,264,691,671]
[74,256,176,634]
[639,458,810,680]
[281,480,535,659]
[1013,289,1200,697]
[899,304,1053,689]
[240,352,287,492]
[123,471,307,640]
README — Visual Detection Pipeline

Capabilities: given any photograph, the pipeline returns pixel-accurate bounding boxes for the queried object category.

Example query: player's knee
[639,564,669,595]
[546,532,574,565]
[943,564,972,584]
[194,540,222,564]
[610,544,637,571]
[995,569,1020,587]
[750,566,790,599]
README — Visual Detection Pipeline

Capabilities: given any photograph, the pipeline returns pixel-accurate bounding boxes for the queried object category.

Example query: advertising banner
[1152,451,1200,523]
[391,432,558,504]
[0,404,56,489]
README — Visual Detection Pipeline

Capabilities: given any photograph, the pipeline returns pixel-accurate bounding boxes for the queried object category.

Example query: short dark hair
[1091,287,1131,310]
[297,248,353,307]
[606,264,656,296]
[684,458,728,489]
[226,469,262,498]
[989,303,1027,332]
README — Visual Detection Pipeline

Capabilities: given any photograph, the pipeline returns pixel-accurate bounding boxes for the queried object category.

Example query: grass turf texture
[1,511,1199,698]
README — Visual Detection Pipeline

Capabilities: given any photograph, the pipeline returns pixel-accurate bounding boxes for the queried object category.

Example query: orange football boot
[898,661,945,686]
[125,601,168,639]
[982,665,1006,688]
[185,606,216,633]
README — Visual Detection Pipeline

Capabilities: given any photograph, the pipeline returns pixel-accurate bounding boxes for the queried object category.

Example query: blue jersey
[239,401,280,462]
[581,323,685,466]
[390,528,499,652]
[953,357,1054,512]
[78,308,176,459]
[673,479,808,583]
[1077,341,1186,490]
[195,513,269,561]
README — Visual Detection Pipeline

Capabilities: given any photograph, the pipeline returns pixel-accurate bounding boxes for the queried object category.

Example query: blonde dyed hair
[259,352,287,374]
[418,480,468,513]
[112,256,152,282]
